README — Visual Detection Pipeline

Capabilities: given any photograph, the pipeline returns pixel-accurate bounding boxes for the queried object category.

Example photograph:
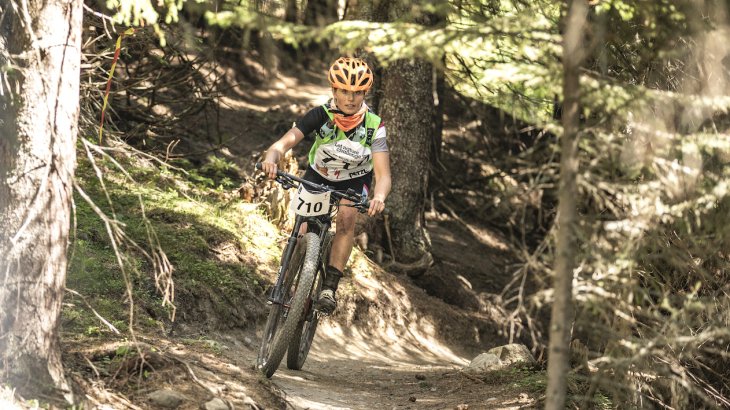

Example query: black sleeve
[294,106,328,139]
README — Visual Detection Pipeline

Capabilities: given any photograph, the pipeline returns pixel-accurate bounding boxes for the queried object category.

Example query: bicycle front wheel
[287,231,332,370]
[259,232,320,378]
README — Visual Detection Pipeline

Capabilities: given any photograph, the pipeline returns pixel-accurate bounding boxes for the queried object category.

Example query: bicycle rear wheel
[287,232,333,370]
[258,232,320,378]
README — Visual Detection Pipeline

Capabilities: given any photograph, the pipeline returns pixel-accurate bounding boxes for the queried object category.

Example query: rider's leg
[328,202,357,271]
[318,202,357,313]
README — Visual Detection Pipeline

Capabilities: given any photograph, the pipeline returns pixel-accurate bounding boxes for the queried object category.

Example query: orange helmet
[328,57,373,92]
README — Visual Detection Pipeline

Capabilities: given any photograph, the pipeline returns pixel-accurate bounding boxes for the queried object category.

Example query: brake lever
[275,176,295,190]
[355,200,370,214]
[339,199,369,213]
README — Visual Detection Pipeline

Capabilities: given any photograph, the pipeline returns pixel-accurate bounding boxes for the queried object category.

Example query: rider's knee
[335,214,356,234]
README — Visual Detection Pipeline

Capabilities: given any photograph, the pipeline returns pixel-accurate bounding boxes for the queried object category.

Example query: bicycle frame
[261,164,368,307]
[256,162,370,376]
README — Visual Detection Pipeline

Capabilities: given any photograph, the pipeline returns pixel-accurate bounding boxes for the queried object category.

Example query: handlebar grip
[256,162,283,177]
[357,203,389,215]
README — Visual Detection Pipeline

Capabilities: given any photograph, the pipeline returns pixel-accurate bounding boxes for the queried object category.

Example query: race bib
[290,184,331,216]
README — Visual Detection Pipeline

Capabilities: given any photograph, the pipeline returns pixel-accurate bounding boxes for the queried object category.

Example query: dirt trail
[229,225,536,410]
[260,326,464,410]
[229,320,534,410]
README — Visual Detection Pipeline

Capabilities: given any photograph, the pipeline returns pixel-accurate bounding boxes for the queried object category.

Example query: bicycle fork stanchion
[268,215,305,305]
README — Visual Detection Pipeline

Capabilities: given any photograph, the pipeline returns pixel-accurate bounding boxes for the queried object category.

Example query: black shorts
[302,166,372,198]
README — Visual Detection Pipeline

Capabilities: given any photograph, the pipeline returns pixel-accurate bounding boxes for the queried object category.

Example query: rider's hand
[368,195,386,217]
[261,161,278,180]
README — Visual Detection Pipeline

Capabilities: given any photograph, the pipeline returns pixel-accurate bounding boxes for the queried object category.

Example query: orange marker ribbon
[99,27,135,143]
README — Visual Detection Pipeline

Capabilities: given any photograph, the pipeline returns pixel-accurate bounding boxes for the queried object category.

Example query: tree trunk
[301,0,339,68]
[0,0,82,403]
[344,0,382,20]
[284,0,298,23]
[303,0,339,26]
[379,58,434,263]
[545,1,588,409]
[375,1,443,265]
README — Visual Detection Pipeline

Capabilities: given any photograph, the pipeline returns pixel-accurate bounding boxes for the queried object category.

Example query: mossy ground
[63,144,281,338]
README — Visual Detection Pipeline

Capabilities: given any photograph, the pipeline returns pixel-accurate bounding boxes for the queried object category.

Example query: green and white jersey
[295,103,387,181]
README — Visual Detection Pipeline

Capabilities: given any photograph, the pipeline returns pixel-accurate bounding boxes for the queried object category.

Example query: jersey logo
[366,127,374,146]
[349,169,367,178]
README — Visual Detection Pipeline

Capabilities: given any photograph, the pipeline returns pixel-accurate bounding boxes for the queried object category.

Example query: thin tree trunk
[302,0,339,68]
[544,1,588,409]
[304,0,339,26]
[284,0,298,23]
[0,0,82,403]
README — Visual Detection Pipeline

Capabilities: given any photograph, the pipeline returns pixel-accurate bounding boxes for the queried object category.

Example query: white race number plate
[290,185,331,216]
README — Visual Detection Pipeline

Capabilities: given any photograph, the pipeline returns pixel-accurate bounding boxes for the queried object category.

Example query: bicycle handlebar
[255,162,371,213]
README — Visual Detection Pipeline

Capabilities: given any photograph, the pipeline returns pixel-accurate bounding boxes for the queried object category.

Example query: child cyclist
[261,57,391,314]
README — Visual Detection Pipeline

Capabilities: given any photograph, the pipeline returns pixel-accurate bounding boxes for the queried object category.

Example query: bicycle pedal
[315,310,328,318]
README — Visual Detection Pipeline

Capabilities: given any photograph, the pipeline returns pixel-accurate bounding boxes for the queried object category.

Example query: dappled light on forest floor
[323,271,471,366]
[427,212,510,252]
[62,335,287,409]
[251,235,535,408]
[316,322,469,366]
[271,348,537,410]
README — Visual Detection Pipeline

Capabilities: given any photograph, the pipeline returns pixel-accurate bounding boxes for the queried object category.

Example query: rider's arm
[369,151,391,216]
[262,127,305,179]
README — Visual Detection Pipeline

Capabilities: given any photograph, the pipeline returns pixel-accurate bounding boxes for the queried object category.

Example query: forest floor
[54,54,548,410]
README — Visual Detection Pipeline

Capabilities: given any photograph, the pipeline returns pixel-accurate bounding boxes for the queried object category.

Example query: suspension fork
[269,215,306,305]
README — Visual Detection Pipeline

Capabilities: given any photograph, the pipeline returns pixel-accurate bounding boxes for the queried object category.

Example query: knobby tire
[287,232,332,370]
[286,273,321,370]
[260,232,320,378]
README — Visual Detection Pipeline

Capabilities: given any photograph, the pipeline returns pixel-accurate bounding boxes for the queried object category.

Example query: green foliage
[486,367,547,394]
[205,0,561,122]
[115,345,132,357]
[196,155,242,190]
[105,0,186,45]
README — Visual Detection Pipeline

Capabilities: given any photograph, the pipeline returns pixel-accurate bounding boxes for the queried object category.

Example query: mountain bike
[254,162,370,378]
